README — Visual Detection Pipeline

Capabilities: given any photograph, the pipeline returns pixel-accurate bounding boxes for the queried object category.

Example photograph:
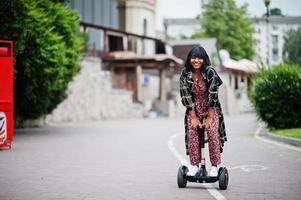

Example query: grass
[270,128,301,140]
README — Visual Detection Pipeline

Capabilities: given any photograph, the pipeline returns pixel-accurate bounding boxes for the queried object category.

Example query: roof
[222,58,259,74]
[102,51,183,68]
[164,18,199,26]
[252,16,301,24]
[168,38,219,65]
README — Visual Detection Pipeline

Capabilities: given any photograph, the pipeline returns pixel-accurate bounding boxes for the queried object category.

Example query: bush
[0,0,86,122]
[250,63,301,129]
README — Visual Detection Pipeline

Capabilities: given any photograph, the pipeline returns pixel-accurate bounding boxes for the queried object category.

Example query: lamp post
[263,0,271,65]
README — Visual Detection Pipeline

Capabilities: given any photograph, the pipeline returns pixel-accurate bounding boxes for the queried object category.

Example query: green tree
[198,0,255,60]
[0,0,86,123]
[283,27,301,66]
[270,8,283,16]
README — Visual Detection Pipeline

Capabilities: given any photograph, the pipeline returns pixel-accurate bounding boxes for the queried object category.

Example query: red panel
[0,40,14,149]
[0,47,8,56]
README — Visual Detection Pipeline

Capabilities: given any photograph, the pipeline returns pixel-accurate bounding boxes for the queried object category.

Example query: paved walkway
[0,113,300,200]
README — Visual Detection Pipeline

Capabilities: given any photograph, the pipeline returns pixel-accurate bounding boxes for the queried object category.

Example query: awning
[102,51,183,69]
[222,58,259,74]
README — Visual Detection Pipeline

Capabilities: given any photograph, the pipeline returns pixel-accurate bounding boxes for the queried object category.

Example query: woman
[179,46,227,177]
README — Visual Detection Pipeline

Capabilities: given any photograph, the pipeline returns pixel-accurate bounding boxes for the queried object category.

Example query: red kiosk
[0,40,14,149]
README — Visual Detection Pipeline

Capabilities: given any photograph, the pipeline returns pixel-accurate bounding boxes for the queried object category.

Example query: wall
[46,57,144,124]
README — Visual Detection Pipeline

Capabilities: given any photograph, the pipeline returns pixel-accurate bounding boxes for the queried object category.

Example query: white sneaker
[187,165,199,176]
[209,166,218,177]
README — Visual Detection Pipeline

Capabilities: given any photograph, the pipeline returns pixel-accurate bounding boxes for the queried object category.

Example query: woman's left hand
[203,117,212,132]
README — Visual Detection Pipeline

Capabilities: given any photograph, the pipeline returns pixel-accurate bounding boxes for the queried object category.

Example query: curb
[258,123,301,148]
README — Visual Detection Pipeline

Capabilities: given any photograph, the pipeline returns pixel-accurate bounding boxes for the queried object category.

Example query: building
[162,14,301,66]
[69,0,158,54]
[68,0,184,117]
[163,18,201,40]
[252,16,301,65]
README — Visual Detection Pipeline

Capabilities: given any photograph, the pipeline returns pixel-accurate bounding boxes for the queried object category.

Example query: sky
[156,0,301,30]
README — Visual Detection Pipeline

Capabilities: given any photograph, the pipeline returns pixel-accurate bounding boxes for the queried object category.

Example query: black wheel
[218,167,229,190]
[177,166,187,188]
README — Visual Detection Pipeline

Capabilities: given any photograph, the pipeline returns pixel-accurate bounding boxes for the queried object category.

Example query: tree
[0,0,86,123]
[270,8,283,16]
[197,0,255,60]
[283,27,301,66]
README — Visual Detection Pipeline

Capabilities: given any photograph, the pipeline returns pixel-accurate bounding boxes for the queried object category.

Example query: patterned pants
[187,113,221,166]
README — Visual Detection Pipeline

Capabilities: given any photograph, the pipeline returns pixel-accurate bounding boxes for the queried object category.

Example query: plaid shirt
[180,66,227,154]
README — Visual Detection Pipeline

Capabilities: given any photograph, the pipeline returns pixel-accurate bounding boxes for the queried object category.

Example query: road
[0,113,300,200]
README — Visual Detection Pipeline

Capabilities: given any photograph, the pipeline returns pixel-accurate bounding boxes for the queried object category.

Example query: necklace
[192,72,201,82]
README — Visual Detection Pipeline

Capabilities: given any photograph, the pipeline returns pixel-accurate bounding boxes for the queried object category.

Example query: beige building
[118,0,158,55]
[70,0,184,117]
[119,0,156,37]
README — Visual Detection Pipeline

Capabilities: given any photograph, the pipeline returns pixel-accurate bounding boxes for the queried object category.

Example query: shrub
[0,0,86,123]
[251,64,301,128]
[250,63,301,129]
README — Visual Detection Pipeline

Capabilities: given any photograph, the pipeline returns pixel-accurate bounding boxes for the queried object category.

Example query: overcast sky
[157,0,301,30]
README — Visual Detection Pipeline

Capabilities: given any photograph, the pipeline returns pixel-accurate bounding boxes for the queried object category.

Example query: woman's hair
[184,46,211,71]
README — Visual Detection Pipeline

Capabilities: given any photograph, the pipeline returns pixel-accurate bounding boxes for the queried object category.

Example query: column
[159,68,166,102]
[134,65,142,101]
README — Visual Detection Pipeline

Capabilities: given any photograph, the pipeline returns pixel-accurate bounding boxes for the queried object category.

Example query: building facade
[163,18,201,40]
[252,16,301,65]
[69,0,157,54]
[68,0,184,117]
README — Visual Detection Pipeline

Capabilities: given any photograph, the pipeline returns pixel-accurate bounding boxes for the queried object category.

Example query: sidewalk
[256,122,301,150]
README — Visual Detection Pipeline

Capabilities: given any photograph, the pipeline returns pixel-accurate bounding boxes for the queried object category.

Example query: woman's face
[190,56,203,70]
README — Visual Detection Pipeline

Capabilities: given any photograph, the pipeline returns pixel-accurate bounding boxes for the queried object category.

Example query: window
[272,48,279,61]
[234,76,238,90]
[272,35,279,61]
[272,25,278,31]
[143,18,148,36]
[272,35,278,47]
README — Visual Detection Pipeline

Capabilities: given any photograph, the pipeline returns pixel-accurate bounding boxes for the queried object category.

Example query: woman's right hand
[191,117,200,128]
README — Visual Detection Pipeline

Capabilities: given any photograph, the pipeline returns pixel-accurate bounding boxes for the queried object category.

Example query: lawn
[270,128,301,140]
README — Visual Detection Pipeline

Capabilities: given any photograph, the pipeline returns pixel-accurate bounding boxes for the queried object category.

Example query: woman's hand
[189,109,200,128]
[203,108,215,132]
[191,117,200,128]
[203,117,212,132]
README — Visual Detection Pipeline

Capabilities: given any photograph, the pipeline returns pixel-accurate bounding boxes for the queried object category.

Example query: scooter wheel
[218,167,229,190]
[177,166,187,188]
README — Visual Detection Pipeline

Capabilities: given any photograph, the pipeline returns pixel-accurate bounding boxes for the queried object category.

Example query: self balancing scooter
[177,126,229,190]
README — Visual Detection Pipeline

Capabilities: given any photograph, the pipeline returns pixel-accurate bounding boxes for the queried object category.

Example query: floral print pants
[187,79,221,166]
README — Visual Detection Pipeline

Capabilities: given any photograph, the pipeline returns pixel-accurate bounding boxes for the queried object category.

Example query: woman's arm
[179,70,195,110]
[204,67,222,131]
[180,70,200,128]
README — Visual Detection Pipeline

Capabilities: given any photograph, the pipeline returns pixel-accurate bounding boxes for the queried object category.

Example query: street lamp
[263,0,271,17]
[263,0,271,65]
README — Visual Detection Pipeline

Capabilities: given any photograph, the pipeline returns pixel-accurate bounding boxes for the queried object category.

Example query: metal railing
[80,22,166,57]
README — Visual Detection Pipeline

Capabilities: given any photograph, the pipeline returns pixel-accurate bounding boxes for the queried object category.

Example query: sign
[0,112,7,145]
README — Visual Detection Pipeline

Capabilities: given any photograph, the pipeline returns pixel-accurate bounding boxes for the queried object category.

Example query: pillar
[134,65,142,101]
[159,68,166,102]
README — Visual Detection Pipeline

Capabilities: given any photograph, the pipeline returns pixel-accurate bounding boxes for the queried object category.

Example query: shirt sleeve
[180,71,195,110]
[207,68,222,108]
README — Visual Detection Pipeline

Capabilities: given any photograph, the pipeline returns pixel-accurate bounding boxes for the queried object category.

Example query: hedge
[0,0,87,123]
[250,63,301,129]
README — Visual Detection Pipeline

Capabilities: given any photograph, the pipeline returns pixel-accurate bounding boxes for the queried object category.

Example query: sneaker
[187,165,199,176]
[209,166,218,177]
